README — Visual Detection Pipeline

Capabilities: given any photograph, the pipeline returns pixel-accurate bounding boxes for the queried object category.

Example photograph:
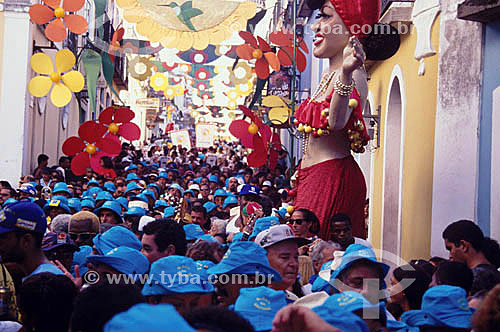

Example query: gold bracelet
[334,77,355,97]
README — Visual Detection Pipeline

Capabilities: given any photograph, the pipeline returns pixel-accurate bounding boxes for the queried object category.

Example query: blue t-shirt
[22,263,64,282]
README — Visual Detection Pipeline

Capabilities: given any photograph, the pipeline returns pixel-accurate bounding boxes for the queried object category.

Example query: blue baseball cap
[208,175,219,184]
[0,201,47,234]
[52,182,72,196]
[312,304,370,332]
[124,182,142,195]
[233,286,287,331]
[87,179,100,187]
[104,303,196,332]
[95,201,122,221]
[96,191,115,202]
[147,183,161,193]
[2,198,17,207]
[203,202,217,214]
[207,241,281,282]
[19,183,37,196]
[142,189,157,200]
[164,206,176,218]
[68,198,81,212]
[183,189,195,197]
[159,171,169,179]
[131,194,149,203]
[168,183,184,196]
[81,199,96,210]
[401,285,473,329]
[321,291,387,325]
[126,173,141,182]
[125,164,138,172]
[142,256,214,296]
[85,186,102,199]
[103,182,117,193]
[92,225,142,255]
[87,246,149,276]
[116,197,129,210]
[196,234,218,243]
[154,200,168,210]
[183,224,204,241]
[124,207,147,217]
[249,216,280,240]
[239,184,259,197]
[329,244,390,288]
[223,195,238,209]
[43,196,71,214]
[213,189,227,198]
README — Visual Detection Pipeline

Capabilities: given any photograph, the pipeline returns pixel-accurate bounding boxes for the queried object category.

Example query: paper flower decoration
[116,0,257,51]
[200,91,214,100]
[109,24,125,61]
[229,106,281,168]
[235,81,253,96]
[29,0,88,42]
[178,45,220,64]
[150,72,169,91]
[236,31,280,80]
[28,49,84,107]
[230,62,253,85]
[262,96,291,126]
[269,30,309,73]
[129,56,153,81]
[62,121,122,175]
[98,106,141,141]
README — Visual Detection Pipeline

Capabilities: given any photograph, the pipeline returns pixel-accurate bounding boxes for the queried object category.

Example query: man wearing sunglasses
[68,211,100,247]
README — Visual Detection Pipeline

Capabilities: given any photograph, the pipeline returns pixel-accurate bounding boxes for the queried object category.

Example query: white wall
[490,86,500,241]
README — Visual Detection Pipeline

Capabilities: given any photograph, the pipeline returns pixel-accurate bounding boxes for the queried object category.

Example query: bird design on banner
[159,1,203,31]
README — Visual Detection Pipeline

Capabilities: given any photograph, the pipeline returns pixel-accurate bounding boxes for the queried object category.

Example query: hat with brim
[329,244,389,288]
[318,250,345,281]
[293,291,329,308]
[43,199,71,214]
[254,224,310,249]
[87,247,149,275]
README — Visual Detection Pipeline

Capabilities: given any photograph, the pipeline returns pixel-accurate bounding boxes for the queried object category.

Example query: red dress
[293,88,370,240]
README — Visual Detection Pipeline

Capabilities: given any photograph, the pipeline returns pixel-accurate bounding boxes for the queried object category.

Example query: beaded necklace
[301,71,335,156]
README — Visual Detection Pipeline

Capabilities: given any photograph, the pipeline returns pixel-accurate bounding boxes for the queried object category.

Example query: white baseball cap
[188,184,201,191]
[262,180,272,187]
[318,250,345,282]
[254,224,309,248]
[138,216,155,232]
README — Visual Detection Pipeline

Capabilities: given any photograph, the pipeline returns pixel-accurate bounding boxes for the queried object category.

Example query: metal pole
[290,0,297,172]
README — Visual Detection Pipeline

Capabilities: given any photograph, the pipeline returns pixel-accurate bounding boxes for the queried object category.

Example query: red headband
[330,0,380,38]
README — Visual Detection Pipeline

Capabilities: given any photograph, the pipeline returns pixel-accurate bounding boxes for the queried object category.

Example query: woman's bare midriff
[301,130,351,168]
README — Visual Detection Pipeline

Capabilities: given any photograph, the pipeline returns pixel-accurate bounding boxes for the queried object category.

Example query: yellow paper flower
[28,49,84,107]
[174,86,185,96]
[235,81,253,96]
[229,62,253,85]
[116,0,256,51]
[150,72,168,91]
[226,89,239,100]
[164,86,176,99]
[262,95,292,126]
[227,100,237,109]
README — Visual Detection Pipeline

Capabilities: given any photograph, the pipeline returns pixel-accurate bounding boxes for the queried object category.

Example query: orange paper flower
[29,0,88,42]
[236,31,280,80]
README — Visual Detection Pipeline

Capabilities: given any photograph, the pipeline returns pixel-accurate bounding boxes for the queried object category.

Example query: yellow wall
[368,16,440,261]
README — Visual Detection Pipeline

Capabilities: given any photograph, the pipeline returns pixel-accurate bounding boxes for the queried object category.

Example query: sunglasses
[289,219,308,225]
[69,232,96,242]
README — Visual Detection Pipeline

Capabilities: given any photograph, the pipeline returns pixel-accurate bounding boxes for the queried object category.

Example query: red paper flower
[269,30,309,73]
[108,24,125,62]
[236,31,280,80]
[229,106,282,168]
[29,0,88,42]
[98,106,141,141]
[62,121,122,175]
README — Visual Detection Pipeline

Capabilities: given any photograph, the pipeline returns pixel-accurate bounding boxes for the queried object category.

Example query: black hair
[296,208,320,235]
[443,220,500,268]
[392,264,431,310]
[186,241,227,264]
[142,219,187,255]
[192,205,208,220]
[19,273,77,332]
[40,167,51,175]
[58,156,68,164]
[101,156,114,169]
[0,180,12,189]
[434,261,474,294]
[37,154,49,165]
[429,256,447,266]
[183,306,255,332]
[470,265,500,296]
[259,195,274,217]
[70,282,146,332]
[337,259,385,285]
[330,213,352,227]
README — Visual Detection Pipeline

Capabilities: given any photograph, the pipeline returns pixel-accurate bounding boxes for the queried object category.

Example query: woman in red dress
[292,0,381,240]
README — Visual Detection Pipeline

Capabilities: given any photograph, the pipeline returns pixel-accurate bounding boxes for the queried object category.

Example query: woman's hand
[342,36,366,77]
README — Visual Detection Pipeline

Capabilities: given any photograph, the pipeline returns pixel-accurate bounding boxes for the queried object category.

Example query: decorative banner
[177,45,221,64]
[116,0,257,51]
[170,129,192,150]
[195,123,217,148]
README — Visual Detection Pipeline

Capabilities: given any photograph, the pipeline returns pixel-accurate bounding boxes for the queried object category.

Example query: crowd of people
[0,139,498,332]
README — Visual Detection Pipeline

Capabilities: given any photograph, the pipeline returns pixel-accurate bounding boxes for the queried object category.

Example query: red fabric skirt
[294,156,367,240]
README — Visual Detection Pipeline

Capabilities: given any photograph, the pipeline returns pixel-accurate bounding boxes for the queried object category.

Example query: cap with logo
[233,286,287,331]
[254,224,309,249]
[19,183,37,196]
[43,196,71,214]
[239,184,259,197]
[0,201,47,234]
[142,256,214,296]
[321,291,387,325]
[42,232,79,251]
[312,304,370,332]
[223,196,238,209]
[93,225,142,255]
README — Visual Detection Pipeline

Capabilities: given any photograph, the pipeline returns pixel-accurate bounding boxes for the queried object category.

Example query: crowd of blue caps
[0,150,490,332]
